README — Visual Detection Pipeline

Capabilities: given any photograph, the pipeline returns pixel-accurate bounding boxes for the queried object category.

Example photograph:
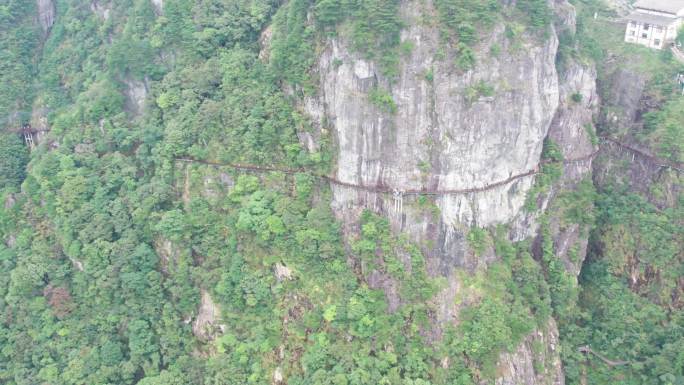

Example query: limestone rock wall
[305,1,566,282]
[310,3,559,233]
[542,57,599,277]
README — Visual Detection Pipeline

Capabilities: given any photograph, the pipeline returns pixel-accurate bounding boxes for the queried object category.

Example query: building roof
[633,0,684,15]
[626,11,679,26]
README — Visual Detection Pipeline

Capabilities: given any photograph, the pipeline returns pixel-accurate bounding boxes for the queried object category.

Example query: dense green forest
[0,0,682,384]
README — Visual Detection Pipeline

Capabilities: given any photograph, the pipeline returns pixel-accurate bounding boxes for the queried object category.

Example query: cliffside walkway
[10,120,679,194]
[176,133,683,197]
[175,149,599,197]
[578,346,629,367]
[7,123,50,135]
[601,136,684,172]
[7,123,51,150]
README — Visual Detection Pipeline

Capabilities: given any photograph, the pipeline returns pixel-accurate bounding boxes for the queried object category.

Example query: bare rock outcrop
[192,290,224,341]
[151,0,163,15]
[594,67,681,209]
[123,77,149,117]
[90,1,111,21]
[496,319,564,385]
[540,57,599,277]
[313,17,558,231]
[596,138,682,209]
[304,2,564,295]
[36,0,55,33]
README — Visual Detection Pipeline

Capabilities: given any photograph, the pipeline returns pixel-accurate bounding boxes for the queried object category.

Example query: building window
[644,24,650,30]
[642,33,648,38]
[655,39,661,46]
[630,30,636,36]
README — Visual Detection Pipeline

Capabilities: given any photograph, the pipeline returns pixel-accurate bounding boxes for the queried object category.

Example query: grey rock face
[192,290,224,341]
[307,0,560,270]
[36,0,55,33]
[123,77,149,116]
[595,141,682,208]
[154,237,180,274]
[593,67,681,209]
[29,104,50,146]
[493,45,600,385]
[543,57,599,276]
[551,61,598,167]
[598,68,647,134]
[151,0,163,15]
[496,319,565,385]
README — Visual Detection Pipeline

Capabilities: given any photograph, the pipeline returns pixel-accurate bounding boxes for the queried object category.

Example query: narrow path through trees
[578,346,630,367]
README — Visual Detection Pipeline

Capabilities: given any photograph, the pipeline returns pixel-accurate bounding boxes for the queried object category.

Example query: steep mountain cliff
[294,0,593,383]
[0,0,681,384]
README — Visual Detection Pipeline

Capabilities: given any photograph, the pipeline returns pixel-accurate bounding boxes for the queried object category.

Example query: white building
[624,0,684,49]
